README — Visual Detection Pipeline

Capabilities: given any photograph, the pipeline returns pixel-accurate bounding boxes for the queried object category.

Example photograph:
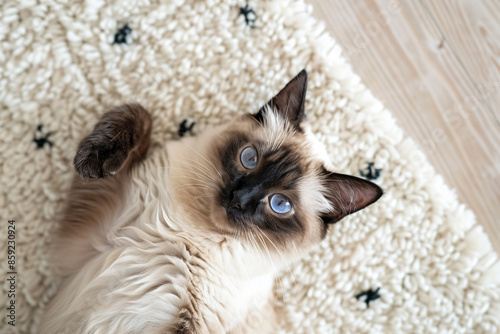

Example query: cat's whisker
[239,231,254,282]
[172,176,219,189]
[181,159,217,183]
[255,226,297,287]
[163,167,217,187]
[192,194,215,202]
[248,231,266,269]
[174,184,217,193]
[192,193,213,198]
[249,230,275,286]
[160,158,220,191]
[173,176,215,185]
[291,241,300,260]
[242,231,249,250]
[174,183,217,191]
[162,164,216,183]
[253,229,287,305]
[181,142,223,180]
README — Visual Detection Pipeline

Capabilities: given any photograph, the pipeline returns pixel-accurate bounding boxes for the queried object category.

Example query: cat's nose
[229,196,244,210]
[229,187,258,211]
[229,189,247,210]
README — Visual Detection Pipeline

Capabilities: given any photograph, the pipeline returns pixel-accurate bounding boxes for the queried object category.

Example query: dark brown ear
[321,168,383,224]
[254,69,308,129]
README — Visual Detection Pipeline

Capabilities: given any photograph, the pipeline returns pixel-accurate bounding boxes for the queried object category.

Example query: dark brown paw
[74,138,128,178]
[73,104,151,179]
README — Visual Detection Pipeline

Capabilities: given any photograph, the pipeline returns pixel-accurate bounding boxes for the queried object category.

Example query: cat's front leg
[41,104,153,332]
[74,103,152,178]
[55,103,152,273]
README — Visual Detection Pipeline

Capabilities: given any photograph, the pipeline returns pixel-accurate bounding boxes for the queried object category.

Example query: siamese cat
[40,70,382,333]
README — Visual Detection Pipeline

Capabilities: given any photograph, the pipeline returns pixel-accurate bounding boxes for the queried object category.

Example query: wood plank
[308,0,500,252]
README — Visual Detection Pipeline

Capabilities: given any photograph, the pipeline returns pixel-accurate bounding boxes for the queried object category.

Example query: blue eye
[241,146,258,169]
[269,194,292,214]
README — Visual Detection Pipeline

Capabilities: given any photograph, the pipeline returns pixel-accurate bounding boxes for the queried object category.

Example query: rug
[1,0,499,333]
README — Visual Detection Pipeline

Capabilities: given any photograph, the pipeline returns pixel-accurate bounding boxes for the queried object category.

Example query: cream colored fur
[40,110,333,334]
[4,0,499,332]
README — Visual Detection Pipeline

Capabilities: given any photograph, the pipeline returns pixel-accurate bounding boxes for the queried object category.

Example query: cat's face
[180,70,382,254]
[209,110,333,248]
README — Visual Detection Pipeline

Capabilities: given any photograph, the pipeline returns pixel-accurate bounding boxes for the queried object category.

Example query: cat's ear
[255,69,308,128]
[320,168,383,224]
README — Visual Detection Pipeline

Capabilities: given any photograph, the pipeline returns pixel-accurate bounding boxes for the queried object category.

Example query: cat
[39,70,382,334]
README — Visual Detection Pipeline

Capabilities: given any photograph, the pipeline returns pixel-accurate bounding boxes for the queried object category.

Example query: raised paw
[74,138,128,178]
[74,104,151,179]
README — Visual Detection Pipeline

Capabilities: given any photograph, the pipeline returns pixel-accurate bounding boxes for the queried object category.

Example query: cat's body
[40,70,382,333]
[41,137,279,334]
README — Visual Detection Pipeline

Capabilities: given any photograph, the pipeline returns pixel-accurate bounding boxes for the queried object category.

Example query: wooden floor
[308,0,500,253]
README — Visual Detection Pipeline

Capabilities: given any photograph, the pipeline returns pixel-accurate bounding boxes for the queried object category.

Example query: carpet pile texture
[1,0,499,332]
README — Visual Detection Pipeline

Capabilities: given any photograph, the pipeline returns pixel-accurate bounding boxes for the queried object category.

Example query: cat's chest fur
[83,231,275,333]
[54,148,277,334]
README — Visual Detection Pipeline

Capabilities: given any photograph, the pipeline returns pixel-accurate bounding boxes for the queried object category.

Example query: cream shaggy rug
[1,0,499,333]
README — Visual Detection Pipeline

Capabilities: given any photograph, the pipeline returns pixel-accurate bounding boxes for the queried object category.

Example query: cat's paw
[74,137,128,179]
[73,104,151,179]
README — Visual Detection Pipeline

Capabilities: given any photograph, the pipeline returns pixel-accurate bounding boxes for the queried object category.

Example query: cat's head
[177,70,382,256]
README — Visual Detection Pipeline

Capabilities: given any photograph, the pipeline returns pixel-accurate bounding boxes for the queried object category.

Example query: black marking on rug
[356,287,381,307]
[239,4,257,29]
[113,24,132,44]
[178,119,196,137]
[360,162,382,180]
[34,125,53,149]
